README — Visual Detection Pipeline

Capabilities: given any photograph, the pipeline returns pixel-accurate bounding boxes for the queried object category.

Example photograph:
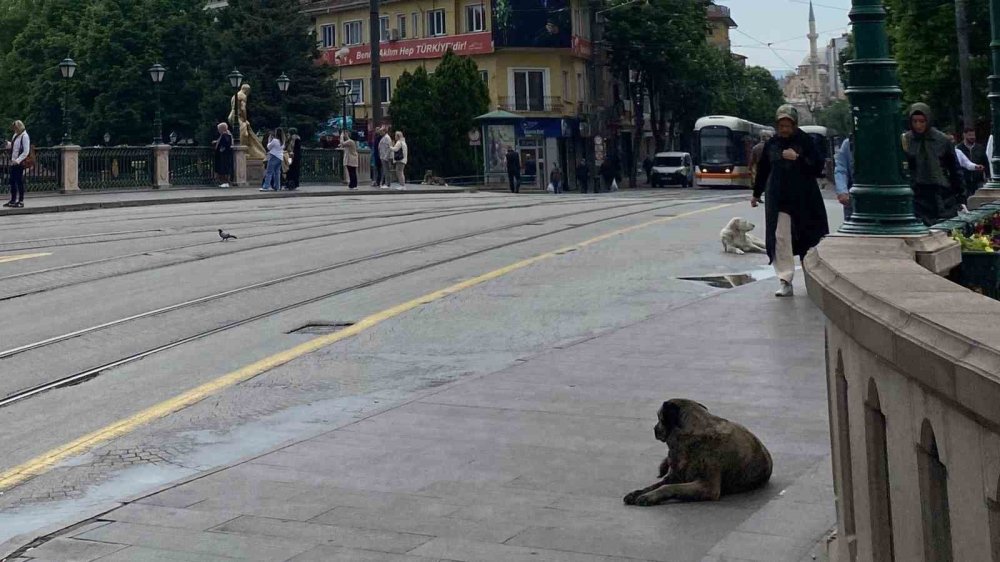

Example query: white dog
[720,217,766,255]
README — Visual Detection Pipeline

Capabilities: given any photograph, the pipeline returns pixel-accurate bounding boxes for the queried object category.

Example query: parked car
[651,152,694,187]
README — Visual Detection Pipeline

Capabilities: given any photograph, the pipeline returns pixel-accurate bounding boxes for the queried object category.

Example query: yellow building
[303,0,593,186]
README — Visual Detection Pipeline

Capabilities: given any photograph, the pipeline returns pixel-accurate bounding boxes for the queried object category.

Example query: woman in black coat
[751,105,829,297]
[285,128,303,190]
[213,122,234,188]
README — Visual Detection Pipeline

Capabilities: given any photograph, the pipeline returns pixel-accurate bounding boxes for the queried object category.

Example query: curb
[0,188,473,217]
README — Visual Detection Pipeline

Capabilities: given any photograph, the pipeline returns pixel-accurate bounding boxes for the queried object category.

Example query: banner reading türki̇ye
[321,32,494,66]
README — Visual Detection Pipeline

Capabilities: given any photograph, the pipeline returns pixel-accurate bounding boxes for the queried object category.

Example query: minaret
[808,1,821,105]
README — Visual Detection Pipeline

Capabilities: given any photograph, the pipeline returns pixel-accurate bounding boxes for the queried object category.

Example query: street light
[276,72,291,129]
[349,90,359,135]
[58,58,77,145]
[227,68,244,145]
[837,0,926,235]
[148,63,166,145]
[337,80,351,135]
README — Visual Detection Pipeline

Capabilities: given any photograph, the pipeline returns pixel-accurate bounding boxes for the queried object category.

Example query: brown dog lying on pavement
[623,399,772,506]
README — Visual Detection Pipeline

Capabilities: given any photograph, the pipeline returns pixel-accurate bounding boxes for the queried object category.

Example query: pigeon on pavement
[218,229,238,241]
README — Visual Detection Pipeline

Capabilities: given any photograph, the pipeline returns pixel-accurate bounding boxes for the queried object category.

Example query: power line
[787,0,848,11]
[733,28,799,71]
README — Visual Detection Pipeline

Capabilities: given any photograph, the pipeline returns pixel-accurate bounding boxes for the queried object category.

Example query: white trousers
[774,212,795,283]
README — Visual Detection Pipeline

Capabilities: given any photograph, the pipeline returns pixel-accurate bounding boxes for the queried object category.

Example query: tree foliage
[816,99,853,134]
[0,0,336,146]
[390,51,489,179]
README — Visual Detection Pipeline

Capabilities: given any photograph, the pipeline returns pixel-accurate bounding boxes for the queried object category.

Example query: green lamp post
[985,0,1000,191]
[838,0,927,235]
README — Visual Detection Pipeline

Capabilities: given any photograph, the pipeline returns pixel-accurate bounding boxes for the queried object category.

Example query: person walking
[642,155,653,186]
[549,164,563,194]
[749,131,770,187]
[901,103,962,226]
[341,130,359,190]
[833,136,853,220]
[390,131,408,190]
[751,105,829,298]
[284,128,302,190]
[5,120,29,208]
[213,122,233,188]
[956,127,988,197]
[260,128,284,192]
[505,146,521,193]
[378,127,393,188]
[599,158,613,193]
[576,159,589,193]
[370,133,381,188]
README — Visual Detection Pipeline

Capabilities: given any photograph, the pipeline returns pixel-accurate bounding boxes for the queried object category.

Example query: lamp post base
[968,186,1000,210]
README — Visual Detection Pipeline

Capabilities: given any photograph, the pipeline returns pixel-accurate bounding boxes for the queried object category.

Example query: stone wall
[805,236,1000,562]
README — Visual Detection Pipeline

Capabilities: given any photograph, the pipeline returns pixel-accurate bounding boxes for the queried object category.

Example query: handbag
[394,148,404,162]
[21,147,35,170]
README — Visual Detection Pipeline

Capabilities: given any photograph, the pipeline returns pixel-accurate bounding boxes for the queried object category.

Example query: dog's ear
[660,401,683,434]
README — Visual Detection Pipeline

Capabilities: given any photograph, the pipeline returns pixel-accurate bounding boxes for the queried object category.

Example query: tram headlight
[724,168,731,174]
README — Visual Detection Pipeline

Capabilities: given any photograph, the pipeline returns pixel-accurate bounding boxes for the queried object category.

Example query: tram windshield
[698,127,750,166]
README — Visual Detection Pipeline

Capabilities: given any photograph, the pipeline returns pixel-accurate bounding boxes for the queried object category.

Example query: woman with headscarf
[751,105,829,298]
[901,103,962,225]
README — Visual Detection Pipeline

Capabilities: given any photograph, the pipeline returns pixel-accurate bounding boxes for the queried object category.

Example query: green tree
[884,0,990,132]
[816,99,853,134]
[429,51,489,178]
[739,66,786,125]
[208,0,337,143]
[390,67,437,179]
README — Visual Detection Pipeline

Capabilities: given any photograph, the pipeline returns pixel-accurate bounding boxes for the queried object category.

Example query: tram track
[0,198,593,300]
[0,196,732,408]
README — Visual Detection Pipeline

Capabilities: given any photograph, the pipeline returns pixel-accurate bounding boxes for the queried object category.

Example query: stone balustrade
[805,234,1000,562]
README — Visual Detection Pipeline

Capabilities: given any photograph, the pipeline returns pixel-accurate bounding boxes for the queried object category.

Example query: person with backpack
[5,120,30,208]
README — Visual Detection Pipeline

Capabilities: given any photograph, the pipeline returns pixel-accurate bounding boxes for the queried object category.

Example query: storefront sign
[321,32,494,67]
[519,118,564,138]
[571,36,592,58]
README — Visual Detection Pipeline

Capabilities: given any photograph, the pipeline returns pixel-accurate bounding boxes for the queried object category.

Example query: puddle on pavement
[678,267,777,289]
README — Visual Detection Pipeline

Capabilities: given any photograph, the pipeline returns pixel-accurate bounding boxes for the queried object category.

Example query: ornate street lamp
[349,90,359,135]
[227,69,244,145]
[148,63,166,145]
[276,73,291,130]
[838,0,926,235]
[58,58,77,145]
[336,80,351,135]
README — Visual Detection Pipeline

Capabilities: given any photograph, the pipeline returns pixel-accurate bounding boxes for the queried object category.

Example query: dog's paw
[623,490,643,505]
[734,248,745,255]
[635,493,657,507]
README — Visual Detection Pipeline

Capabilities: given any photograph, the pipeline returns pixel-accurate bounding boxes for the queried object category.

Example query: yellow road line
[0,203,732,491]
[0,253,51,265]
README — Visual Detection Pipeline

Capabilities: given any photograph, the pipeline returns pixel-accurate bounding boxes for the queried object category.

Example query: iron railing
[79,147,154,190]
[299,148,342,183]
[497,96,565,113]
[169,146,216,186]
[0,148,60,194]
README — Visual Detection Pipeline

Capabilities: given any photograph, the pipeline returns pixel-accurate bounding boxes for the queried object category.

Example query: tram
[693,116,773,188]
[800,125,841,182]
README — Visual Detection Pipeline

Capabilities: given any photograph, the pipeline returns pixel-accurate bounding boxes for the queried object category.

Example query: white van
[651,152,694,188]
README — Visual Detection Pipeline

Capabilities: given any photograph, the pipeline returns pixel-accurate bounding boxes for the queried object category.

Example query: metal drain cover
[289,321,355,335]
[678,274,756,289]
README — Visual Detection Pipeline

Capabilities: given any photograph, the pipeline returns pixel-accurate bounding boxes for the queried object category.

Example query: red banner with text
[321,32,494,67]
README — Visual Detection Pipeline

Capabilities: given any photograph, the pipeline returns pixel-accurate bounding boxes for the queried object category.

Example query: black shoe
[14,202,23,208]
[2,202,11,208]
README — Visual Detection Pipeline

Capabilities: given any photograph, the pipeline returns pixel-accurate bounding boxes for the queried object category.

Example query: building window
[380,77,391,105]
[346,78,364,105]
[344,20,363,45]
[562,70,569,102]
[397,14,407,39]
[465,4,485,33]
[412,12,420,38]
[577,72,585,103]
[428,9,446,36]
[513,70,545,111]
[479,70,488,88]
[380,16,390,42]
[321,24,336,49]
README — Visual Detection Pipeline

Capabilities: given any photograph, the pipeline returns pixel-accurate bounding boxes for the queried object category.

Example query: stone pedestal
[247,159,265,186]
[830,230,961,276]
[967,187,1000,210]
[60,145,80,193]
[152,144,170,189]
[233,145,248,186]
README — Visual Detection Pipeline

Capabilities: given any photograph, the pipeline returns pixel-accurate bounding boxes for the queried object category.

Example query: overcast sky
[717,0,853,76]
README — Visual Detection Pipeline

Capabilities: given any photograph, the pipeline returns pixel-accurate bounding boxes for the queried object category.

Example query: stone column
[152,144,170,189]
[838,0,927,235]
[233,144,248,186]
[60,145,80,193]
[969,0,1000,209]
